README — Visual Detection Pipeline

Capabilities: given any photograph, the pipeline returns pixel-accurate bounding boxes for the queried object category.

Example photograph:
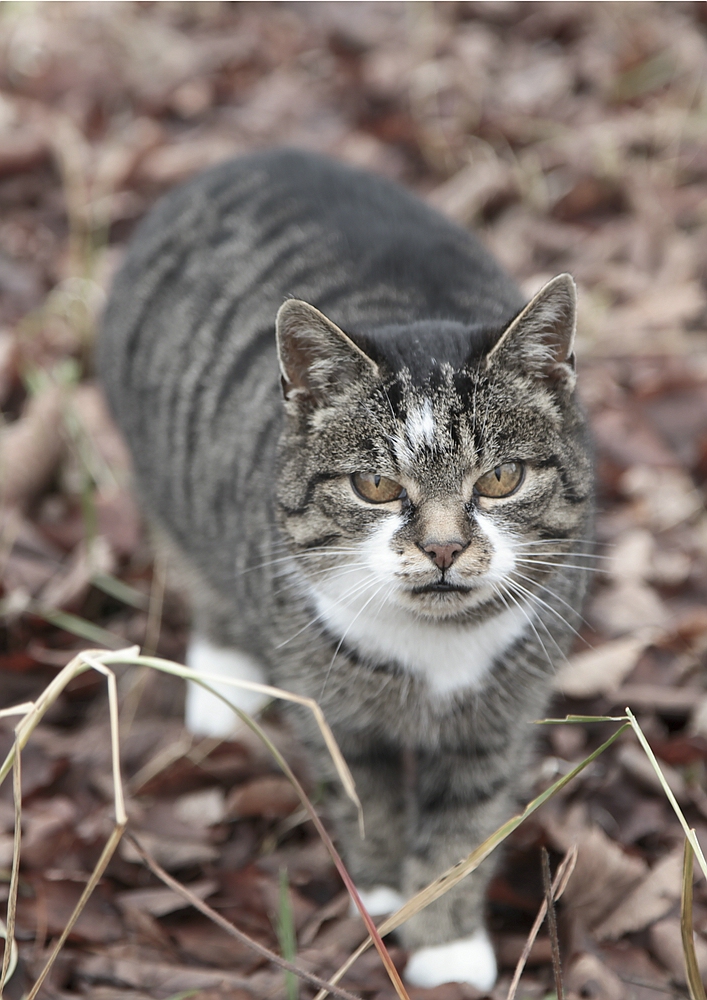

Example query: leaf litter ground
[1,3,707,999]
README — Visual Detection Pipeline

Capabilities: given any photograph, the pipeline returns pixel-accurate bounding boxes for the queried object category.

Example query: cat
[99,148,593,991]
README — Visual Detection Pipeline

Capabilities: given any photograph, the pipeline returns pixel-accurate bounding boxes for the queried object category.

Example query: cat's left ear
[485,274,577,389]
[276,299,379,405]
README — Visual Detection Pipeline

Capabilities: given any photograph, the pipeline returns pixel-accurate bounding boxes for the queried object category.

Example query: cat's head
[274,275,593,625]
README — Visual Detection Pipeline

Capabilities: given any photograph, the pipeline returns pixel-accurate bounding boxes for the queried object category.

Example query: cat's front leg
[185,635,270,737]
[399,747,514,991]
[327,744,407,917]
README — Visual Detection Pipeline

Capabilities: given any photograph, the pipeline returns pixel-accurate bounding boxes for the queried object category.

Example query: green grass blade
[29,602,126,649]
[91,573,149,610]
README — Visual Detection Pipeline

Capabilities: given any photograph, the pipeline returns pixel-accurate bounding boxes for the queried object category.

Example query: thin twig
[126,833,362,1000]
[506,845,577,1000]
[541,847,564,1000]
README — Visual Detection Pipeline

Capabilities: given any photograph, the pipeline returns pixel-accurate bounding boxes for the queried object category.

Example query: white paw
[349,885,406,918]
[185,636,269,738]
[404,928,497,991]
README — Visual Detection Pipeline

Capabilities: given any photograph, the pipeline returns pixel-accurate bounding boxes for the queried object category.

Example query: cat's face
[275,277,593,625]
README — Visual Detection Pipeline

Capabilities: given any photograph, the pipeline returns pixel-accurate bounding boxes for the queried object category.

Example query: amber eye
[351,472,407,504]
[475,462,524,498]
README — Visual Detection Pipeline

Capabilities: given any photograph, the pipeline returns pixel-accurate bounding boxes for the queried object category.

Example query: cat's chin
[400,583,498,620]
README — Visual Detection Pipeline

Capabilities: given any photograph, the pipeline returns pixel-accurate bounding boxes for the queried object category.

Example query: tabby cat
[99,149,593,990]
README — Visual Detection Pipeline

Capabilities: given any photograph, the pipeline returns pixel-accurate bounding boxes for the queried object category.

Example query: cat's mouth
[411,582,473,594]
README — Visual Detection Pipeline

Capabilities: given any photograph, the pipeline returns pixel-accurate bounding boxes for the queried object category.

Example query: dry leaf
[226,776,301,820]
[544,805,647,929]
[594,846,684,941]
[555,631,656,698]
[617,744,690,805]
[174,787,226,828]
[0,385,66,510]
[120,829,218,870]
[427,158,516,225]
[116,879,217,917]
[590,581,669,637]
[566,953,625,1000]
[649,917,707,985]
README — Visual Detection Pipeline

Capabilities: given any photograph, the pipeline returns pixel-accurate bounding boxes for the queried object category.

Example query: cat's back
[99,149,523,586]
[101,149,521,382]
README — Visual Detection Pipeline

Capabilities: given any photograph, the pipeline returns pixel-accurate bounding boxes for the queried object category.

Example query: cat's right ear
[276,299,379,405]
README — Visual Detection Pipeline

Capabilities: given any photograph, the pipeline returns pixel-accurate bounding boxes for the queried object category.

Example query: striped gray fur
[99,149,593,967]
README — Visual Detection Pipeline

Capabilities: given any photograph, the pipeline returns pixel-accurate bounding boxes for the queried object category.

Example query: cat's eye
[351,472,407,504]
[474,462,524,498]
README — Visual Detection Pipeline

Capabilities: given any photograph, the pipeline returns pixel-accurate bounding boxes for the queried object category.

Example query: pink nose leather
[422,541,466,570]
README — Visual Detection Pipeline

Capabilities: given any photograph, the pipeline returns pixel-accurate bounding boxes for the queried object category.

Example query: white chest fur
[311,584,531,698]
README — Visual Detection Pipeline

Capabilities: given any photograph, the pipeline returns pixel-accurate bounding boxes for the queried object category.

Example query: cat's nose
[420,540,467,570]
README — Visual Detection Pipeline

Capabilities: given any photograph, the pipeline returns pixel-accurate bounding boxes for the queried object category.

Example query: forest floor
[2,3,707,999]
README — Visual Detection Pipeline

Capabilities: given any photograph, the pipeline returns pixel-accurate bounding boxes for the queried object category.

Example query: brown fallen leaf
[16,877,123,944]
[0,385,66,510]
[566,952,625,1000]
[75,948,282,996]
[594,845,684,941]
[609,685,704,715]
[495,934,553,969]
[427,158,516,225]
[171,915,268,973]
[136,136,244,186]
[555,631,656,698]
[620,465,703,532]
[38,535,115,610]
[173,787,226,828]
[649,917,707,985]
[544,804,648,928]
[590,581,669,637]
[226,775,301,820]
[120,829,218,870]
[0,509,65,596]
[0,109,50,178]
[617,743,690,805]
[115,879,217,917]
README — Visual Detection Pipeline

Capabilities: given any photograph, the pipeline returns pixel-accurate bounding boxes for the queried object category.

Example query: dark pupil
[494,466,502,481]
[374,474,381,487]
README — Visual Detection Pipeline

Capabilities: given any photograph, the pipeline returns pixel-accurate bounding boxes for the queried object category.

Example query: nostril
[421,540,467,571]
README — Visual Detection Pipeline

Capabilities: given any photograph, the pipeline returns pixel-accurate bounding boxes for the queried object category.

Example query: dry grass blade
[131,654,361,828]
[0,745,21,995]
[0,648,137,997]
[0,704,34,721]
[125,657,407,1000]
[0,648,404,1000]
[0,921,17,998]
[542,847,564,1000]
[126,833,362,1000]
[314,723,630,1000]
[24,653,128,1000]
[626,709,707,882]
[506,845,577,1000]
[681,836,706,1000]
